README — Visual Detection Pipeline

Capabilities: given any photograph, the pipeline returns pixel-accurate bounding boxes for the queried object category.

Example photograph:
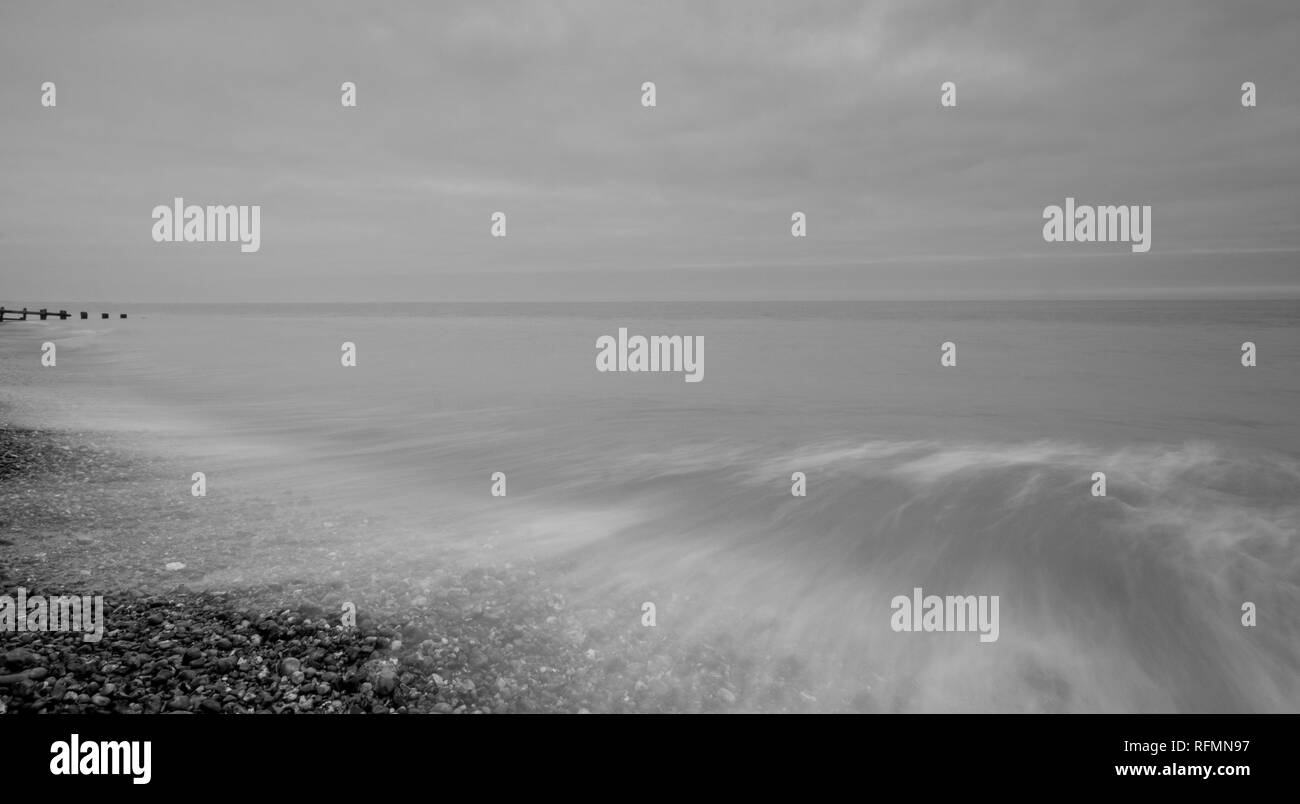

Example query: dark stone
[3,648,38,669]
[375,669,398,697]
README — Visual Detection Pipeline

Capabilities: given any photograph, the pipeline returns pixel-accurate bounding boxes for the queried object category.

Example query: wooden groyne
[0,307,127,322]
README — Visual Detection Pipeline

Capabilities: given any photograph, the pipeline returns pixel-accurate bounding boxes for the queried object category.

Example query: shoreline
[1,419,821,714]
[0,421,629,714]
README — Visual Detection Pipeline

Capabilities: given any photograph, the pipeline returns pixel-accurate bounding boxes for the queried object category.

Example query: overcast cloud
[1,0,1297,301]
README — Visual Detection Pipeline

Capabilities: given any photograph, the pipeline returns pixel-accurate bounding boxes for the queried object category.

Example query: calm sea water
[3,300,1299,712]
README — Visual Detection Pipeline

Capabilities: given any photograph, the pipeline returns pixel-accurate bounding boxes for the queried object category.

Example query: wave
[537,437,1300,712]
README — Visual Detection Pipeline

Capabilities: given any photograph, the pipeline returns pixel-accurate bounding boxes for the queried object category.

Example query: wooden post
[0,308,123,321]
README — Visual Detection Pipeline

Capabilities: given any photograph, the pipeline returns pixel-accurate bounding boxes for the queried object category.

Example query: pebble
[0,574,704,715]
[3,648,38,668]
[375,669,398,697]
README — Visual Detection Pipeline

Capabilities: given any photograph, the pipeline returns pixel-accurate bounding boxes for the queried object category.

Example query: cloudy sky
[1,0,1297,302]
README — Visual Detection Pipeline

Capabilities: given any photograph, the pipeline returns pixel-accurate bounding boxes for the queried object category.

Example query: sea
[2,299,1298,712]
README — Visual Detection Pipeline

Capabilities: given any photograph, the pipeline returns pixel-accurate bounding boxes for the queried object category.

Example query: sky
[1,0,1298,302]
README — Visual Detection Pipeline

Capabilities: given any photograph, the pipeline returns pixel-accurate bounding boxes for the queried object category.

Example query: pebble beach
[0,419,825,715]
